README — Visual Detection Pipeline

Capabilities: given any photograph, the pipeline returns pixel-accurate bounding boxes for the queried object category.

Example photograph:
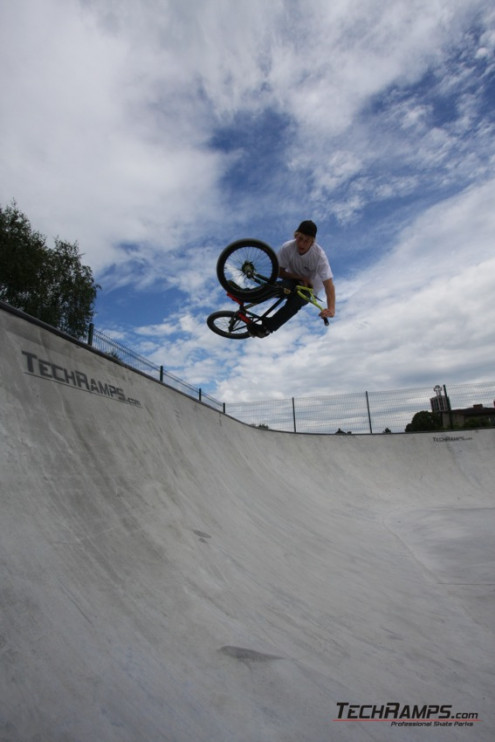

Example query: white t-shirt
[277,239,333,294]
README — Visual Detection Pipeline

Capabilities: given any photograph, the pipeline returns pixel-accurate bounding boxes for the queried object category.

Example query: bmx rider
[248,220,335,338]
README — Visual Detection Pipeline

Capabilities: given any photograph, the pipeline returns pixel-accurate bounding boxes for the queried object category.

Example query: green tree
[0,202,99,338]
[405,410,443,432]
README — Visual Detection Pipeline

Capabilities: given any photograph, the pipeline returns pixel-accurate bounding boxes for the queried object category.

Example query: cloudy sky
[1,0,494,403]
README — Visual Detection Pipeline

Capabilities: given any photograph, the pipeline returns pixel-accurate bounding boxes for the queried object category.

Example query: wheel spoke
[223,247,273,290]
[217,240,278,299]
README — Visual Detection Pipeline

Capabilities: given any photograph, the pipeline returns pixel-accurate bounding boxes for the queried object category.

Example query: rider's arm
[320,278,335,318]
[279,266,311,286]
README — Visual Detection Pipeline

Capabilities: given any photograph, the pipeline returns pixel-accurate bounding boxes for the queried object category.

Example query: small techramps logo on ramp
[333,702,480,729]
[22,350,142,407]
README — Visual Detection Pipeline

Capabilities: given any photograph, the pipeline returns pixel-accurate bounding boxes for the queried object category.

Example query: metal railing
[87,324,494,435]
[225,383,495,434]
[87,324,224,412]
[2,301,491,434]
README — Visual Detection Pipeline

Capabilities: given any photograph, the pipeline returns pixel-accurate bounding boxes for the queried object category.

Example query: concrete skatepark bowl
[1,302,494,741]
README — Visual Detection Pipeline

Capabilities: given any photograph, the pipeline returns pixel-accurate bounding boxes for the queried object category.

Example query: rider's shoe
[247,321,271,338]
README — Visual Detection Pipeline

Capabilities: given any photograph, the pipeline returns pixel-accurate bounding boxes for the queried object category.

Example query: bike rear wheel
[206,311,251,339]
[217,239,279,300]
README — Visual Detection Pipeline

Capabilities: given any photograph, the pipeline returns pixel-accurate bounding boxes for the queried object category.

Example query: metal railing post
[365,391,373,434]
[444,384,453,429]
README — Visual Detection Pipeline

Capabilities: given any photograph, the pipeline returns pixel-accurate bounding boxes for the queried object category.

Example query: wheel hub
[241,260,255,278]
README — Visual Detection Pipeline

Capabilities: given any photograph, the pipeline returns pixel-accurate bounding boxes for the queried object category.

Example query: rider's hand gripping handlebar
[295,286,330,326]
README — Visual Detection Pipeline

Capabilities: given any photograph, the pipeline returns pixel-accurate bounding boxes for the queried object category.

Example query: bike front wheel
[206,311,251,339]
[217,239,279,300]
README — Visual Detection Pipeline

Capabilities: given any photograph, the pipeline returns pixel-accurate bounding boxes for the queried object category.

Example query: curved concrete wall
[1,305,494,741]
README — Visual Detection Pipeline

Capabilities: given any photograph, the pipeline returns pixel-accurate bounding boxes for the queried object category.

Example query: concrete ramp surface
[1,304,494,742]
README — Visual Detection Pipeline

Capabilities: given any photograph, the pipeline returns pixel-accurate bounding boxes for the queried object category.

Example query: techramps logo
[334,702,480,729]
[22,350,142,407]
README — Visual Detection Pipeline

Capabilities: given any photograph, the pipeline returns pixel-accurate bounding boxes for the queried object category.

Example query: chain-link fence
[87,324,494,435]
[88,325,224,412]
[225,382,495,434]
[3,301,491,434]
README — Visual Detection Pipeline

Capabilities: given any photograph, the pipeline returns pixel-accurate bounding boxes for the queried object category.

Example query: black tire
[206,311,251,339]
[217,239,279,300]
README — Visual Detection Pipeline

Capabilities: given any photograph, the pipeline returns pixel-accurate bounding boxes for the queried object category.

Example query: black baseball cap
[296,220,317,237]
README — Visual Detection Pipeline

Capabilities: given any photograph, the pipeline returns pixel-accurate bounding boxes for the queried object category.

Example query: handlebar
[295,285,330,326]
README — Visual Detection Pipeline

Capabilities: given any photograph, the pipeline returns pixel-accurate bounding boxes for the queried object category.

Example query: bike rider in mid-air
[248,220,335,338]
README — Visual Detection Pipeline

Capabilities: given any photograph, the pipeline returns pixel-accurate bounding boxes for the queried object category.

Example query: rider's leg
[263,280,308,333]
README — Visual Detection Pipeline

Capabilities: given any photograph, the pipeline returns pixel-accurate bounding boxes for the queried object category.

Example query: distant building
[429,386,495,428]
[430,385,451,413]
[430,394,451,413]
[440,403,495,429]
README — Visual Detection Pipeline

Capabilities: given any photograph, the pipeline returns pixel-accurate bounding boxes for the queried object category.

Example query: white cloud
[213,179,495,399]
[103,180,495,401]
[0,0,227,272]
[3,0,492,270]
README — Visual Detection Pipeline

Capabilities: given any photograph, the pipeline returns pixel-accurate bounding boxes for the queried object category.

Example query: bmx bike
[207,238,329,339]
